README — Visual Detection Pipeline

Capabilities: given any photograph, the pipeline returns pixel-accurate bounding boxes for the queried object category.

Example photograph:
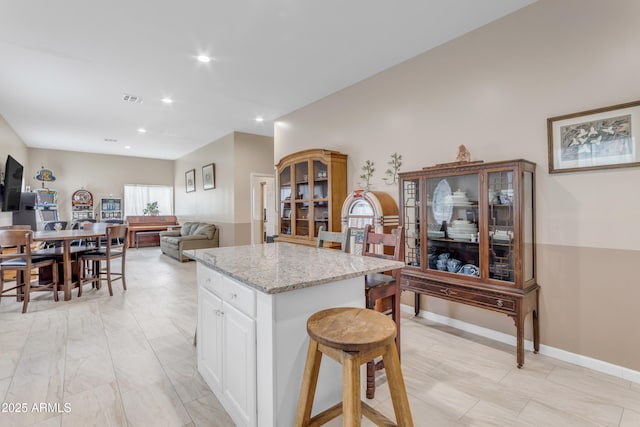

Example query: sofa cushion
[180,222,198,236]
[193,223,216,240]
[162,236,182,248]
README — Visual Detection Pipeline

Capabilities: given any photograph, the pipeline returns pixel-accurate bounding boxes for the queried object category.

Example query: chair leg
[295,339,323,426]
[21,269,30,314]
[106,259,113,296]
[78,259,85,297]
[382,342,413,427]
[52,263,59,302]
[121,255,127,291]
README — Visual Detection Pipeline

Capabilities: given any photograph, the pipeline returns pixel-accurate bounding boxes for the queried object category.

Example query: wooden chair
[316,225,351,252]
[0,229,59,313]
[78,224,128,296]
[362,223,405,399]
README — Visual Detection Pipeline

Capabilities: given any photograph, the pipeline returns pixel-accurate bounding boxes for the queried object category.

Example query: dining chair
[78,224,128,296]
[42,221,69,248]
[361,223,405,399]
[316,225,351,252]
[0,229,59,313]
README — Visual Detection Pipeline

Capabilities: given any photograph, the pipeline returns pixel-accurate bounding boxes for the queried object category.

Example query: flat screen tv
[2,155,24,211]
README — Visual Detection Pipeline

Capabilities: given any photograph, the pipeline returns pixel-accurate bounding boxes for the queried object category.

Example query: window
[124,185,173,216]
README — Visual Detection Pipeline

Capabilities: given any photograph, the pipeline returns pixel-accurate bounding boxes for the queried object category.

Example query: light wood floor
[0,248,638,427]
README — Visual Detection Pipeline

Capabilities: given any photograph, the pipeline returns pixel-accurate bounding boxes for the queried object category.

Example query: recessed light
[255,117,264,123]
[124,146,131,150]
[162,97,173,104]
[137,128,147,133]
[197,55,211,63]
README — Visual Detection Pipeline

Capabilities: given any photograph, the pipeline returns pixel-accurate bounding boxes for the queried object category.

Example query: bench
[125,215,179,248]
[135,230,161,248]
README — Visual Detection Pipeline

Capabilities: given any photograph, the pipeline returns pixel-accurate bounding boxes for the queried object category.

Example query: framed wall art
[202,163,215,190]
[547,100,640,173]
[185,169,195,193]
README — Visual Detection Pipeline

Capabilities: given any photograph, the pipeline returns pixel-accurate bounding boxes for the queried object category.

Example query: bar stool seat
[295,307,413,427]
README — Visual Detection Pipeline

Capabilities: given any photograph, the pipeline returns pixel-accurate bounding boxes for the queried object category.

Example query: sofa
[160,222,219,262]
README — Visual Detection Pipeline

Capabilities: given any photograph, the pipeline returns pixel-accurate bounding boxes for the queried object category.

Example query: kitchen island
[185,243,404,427]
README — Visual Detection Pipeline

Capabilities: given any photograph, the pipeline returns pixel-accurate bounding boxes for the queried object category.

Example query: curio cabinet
[399,159,539,367]
[275,149,347,246]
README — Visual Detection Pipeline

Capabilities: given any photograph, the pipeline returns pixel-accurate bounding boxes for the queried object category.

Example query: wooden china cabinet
[399,159,539,367]
[275,149,347,246]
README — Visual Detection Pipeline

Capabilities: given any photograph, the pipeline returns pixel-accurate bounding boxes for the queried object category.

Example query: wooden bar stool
[295,307,413,427]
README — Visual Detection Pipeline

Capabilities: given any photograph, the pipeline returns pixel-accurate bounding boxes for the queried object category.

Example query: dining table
[33,228,107,301]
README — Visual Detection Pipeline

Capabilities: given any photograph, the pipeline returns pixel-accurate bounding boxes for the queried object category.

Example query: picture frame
[547,100,640,173]
[202,163,215,190]
[185,169,195,193]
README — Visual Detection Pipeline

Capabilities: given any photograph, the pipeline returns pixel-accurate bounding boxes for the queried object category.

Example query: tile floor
[0,247,639,426]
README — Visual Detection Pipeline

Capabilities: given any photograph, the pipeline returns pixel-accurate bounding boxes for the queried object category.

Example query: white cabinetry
[197,263,257,427]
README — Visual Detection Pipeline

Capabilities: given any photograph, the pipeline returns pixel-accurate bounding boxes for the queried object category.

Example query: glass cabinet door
[312,160,329,237]
[279,166,291,235]
[294,161,309,237]
[426,174,480,276]
[402,178,421,267]
[487,170,515,282]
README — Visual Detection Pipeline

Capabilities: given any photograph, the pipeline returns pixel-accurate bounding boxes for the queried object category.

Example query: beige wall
[0,116,29,225]
[27,148,173,221]
[174,131,274,247]
[275,0,640,371]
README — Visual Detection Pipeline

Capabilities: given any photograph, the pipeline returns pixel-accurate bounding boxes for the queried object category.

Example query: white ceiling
[0,0,535,160]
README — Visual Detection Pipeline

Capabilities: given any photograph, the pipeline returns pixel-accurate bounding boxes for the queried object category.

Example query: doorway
[250,174,276,244]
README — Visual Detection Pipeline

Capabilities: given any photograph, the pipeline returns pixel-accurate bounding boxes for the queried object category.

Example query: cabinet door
[487,170,515,283]
[426,174,480,275]
[222,302,257,427]
[279,166,292,236]
[311,160,329,238]
[294,161,310,237]
[402,177,422,267]
[198,287,223,394]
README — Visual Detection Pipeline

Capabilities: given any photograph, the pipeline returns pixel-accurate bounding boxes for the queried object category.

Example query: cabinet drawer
[198,263,224,296]
[403,279,516,313]
[221,275,256,318]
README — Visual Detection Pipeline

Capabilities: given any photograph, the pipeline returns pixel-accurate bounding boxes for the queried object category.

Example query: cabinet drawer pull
[229,293,238,299]
[496,299,504,307]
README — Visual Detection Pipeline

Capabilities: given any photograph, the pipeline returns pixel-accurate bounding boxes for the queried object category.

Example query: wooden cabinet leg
[533,289,540,353]
[514,312,525,369]
[413,292,420,316]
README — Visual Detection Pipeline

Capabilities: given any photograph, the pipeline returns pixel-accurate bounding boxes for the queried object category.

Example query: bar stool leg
[295,339,323,427]
[342,352,361,426]
[382,343,413,427]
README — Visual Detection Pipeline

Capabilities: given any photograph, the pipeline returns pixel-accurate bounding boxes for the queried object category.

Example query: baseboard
[401,303,640,385]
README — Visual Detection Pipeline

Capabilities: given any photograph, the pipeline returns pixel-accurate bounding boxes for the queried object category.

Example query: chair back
[0,229,33,256]
[106,224,128,250]
[43,221,68,231]
[361,224,404,263]
[316,225,351,252]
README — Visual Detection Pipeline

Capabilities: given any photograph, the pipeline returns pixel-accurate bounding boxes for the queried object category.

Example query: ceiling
[0,0,535,160]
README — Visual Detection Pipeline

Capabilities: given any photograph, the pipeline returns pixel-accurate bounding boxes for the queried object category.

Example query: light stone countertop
[184,242,404,295]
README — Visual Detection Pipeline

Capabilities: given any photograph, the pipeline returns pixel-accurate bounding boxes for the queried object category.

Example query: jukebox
[340,190,399,255]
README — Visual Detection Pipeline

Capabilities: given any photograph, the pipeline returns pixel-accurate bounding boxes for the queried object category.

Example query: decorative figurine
[456,144,471,163]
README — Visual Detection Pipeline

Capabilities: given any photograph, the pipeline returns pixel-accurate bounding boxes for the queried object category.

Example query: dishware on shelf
[446,258,462,272]
[459,264,480,276]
